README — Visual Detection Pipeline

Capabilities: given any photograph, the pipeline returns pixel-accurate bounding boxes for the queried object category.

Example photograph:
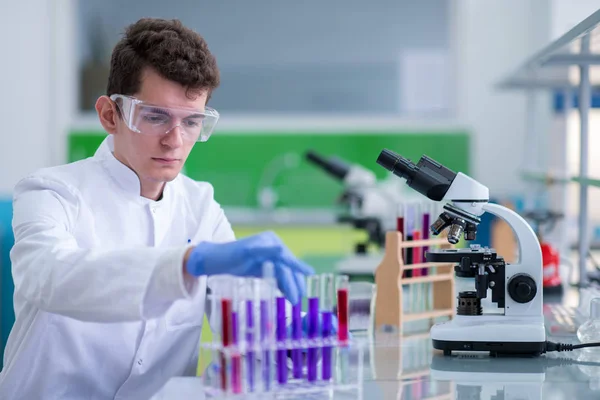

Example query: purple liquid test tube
[320,273,335,381]
[291,302,303,378]
[231,309,241,393]
[245,299,255,391]
[307,276,320,382]
[276,297,287,385]
[422,205,431,276]
[260,299,271,391]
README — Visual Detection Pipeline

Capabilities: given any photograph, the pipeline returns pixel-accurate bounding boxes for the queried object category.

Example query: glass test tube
[405,202,416,279]
[291,300,303,379]
[220,297,232,392]
[336,275,349,342]
[276,296,287,385]
[422,202,433,313]
[260,263,276,391]
[320,273,335,381]
[335,275,350,384]
[412,202,423,275]
[411,202,423,314]
[245,278,260,392]
[396,202,405,234]
[422,201,431,275]
[307,275,320,382]
[230,281,242,394]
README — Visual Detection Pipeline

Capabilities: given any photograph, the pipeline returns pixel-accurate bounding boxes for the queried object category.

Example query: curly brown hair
[107,18,220,103]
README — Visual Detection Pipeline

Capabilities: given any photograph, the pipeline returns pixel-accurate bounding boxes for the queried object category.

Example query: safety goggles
[110,94,219,142]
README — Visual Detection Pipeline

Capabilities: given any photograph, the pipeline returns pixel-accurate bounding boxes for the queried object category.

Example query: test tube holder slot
[374,231,455,336]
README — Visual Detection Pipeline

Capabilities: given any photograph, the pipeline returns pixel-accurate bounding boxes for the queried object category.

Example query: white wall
[0,0,77,195]
[453,0,554,196]
[0,1,52,195]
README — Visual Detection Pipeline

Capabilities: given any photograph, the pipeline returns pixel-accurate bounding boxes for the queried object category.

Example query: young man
[0,18,314,399]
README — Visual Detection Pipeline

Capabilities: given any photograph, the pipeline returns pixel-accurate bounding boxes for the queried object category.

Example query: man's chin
[149,169,181,183]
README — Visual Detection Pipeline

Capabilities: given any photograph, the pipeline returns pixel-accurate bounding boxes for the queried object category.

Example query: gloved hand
[185,231,314,305]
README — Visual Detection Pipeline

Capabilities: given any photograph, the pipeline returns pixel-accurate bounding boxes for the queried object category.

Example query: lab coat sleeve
[10,176,192,323]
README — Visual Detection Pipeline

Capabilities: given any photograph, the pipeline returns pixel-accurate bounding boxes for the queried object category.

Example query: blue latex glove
[186,231,314,304]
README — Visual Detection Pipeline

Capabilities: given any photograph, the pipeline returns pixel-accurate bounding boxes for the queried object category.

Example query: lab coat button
[137,359,143,365]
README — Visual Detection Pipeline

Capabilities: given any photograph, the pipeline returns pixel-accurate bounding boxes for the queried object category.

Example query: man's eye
[143,114,169,124]
[183,119,202,128]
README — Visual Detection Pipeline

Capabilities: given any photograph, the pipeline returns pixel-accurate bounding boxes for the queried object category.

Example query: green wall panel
[68,130,470,208]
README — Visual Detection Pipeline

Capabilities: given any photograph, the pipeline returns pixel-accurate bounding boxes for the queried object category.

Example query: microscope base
[431,316,546,357]
[433,339,547,357]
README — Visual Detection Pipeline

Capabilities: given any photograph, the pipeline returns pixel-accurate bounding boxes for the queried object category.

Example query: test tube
[335,275,350,384]
[421,201,431,276]
[336,275,349,342]
[412,202,423,277]
[320,273,335,381]
[307,275,320,382]
[260,263,276,391]
[291,301,303,378]
[396,202,405,234]
[220,297,232,392]
[231,287,242,394]
[405,203,415,279]
[246,279,260,392]
[276,297,287,385]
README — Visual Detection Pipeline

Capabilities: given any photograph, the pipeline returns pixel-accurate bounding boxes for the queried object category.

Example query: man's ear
[95,95,119,135]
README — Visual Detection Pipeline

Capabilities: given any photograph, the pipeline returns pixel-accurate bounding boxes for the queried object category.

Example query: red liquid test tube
[336,275,349,342]
[412,230,422,277]
[220,298,232,392]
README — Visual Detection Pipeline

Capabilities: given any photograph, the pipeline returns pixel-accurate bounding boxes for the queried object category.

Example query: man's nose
[161,124,184,148]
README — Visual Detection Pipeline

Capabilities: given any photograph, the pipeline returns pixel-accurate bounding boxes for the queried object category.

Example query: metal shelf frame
[497,8,600,287]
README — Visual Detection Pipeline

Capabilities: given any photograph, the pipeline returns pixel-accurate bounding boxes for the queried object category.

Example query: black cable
[545,340,600,352]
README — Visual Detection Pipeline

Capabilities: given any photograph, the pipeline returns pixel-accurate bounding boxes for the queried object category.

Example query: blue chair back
[0,199,14,371]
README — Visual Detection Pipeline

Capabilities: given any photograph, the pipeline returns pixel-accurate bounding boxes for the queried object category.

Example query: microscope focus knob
[508,274,537,304]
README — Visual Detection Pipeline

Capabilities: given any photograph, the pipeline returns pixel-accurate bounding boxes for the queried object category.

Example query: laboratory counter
[148,328,600,400]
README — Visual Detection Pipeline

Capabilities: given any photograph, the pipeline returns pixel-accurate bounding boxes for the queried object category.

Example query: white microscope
[376,149,546,357]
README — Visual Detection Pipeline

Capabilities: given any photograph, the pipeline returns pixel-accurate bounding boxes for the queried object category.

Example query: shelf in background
[520,170,573,184]
[497,8,600,90]
[570,176,600,187]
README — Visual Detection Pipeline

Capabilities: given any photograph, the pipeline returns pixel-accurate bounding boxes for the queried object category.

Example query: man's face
[112,68,208,185]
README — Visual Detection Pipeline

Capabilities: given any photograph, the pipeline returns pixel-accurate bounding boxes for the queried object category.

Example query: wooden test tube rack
[374,231,456,335]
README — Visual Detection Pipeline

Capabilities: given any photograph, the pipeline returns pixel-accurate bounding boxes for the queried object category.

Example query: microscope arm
[482,203,542,274]
[482,202,543,318]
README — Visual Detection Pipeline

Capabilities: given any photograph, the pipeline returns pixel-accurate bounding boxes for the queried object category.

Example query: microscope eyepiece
[376,149,418,181]
[376,149,457,201]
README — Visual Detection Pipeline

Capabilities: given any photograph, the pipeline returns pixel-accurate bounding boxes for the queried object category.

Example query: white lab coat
[0,135,238,399]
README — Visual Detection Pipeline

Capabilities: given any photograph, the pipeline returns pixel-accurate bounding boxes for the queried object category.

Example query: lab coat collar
[94,135,174,204]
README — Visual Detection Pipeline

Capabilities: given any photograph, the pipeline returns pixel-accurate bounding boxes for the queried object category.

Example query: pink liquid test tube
[336,275,349,342]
